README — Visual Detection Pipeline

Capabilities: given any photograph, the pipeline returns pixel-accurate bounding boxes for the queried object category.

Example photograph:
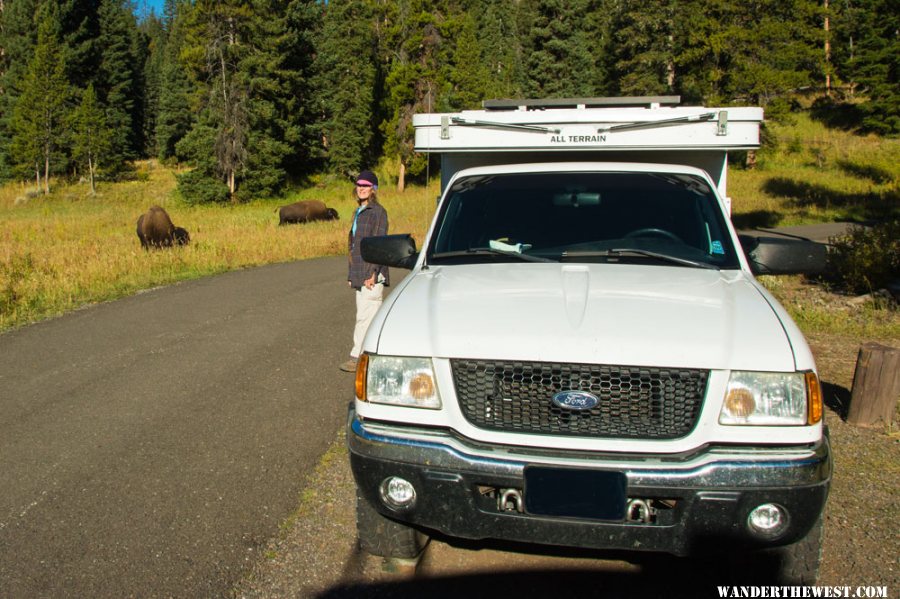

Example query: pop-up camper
[348,98,830,585]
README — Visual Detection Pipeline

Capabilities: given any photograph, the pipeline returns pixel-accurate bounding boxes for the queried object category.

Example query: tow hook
[499,488,524,513]
[626,498,653,523]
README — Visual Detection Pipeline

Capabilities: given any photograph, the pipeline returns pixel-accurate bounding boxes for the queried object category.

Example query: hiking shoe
[339,359,358,372]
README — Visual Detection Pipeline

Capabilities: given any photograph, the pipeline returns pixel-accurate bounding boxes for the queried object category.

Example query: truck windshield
[429,171,741,269]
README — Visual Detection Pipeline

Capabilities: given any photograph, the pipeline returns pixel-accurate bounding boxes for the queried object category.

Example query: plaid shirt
[348,201,389,289]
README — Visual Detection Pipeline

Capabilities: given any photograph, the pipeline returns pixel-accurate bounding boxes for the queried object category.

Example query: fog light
[747,503,789,538]
[380,476,416,509]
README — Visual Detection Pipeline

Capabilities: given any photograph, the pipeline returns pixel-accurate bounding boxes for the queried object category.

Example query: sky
[134,0,166,19]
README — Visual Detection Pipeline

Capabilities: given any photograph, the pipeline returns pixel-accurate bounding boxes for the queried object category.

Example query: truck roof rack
[483,97,682,110]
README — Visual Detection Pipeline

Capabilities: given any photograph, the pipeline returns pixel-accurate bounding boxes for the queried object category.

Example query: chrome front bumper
[348,408,831,556]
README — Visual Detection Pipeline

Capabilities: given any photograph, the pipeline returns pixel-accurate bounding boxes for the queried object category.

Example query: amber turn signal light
[355,354,369,401]
[806,372,823,424]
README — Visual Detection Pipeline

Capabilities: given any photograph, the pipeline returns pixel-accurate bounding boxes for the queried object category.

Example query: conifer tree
[179,0,252,199]
[838,0,899,133]
[477,0,524,100]
[177,0,319,201]
[718,0,822,109]
[377,0,446,190]
[11,8,70,194]
[608,0,678,96]
[447,12,488,109]
[96,0,143,171]
[71,83,111,194]
[316,0,378,177]
[520,0,599,98]
[0,0,41,180]
[156,0,193,161]
[140,13,166,157]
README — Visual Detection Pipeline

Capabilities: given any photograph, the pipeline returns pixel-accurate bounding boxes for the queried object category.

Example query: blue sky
[134,0,166,19]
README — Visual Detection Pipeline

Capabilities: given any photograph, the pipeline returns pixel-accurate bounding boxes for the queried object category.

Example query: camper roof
[413,96,763,204]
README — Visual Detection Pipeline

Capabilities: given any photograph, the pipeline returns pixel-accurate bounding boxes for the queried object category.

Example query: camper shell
[347,98,830,583]
[414,96,762,212]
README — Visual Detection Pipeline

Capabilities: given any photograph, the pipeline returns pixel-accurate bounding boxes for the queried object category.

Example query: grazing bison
[277,200,340,225]
[136,205,190,249]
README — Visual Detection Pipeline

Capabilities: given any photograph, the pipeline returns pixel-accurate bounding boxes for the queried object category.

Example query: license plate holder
[524,466,627,521]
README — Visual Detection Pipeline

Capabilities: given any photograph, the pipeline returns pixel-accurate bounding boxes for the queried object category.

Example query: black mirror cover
[741,235,828,276]
[361,234,419,269]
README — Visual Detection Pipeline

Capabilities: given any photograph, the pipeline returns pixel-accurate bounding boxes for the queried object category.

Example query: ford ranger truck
[348,101,830,585]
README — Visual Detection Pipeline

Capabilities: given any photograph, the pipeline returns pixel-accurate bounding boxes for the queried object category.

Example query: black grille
[451,359,708,439]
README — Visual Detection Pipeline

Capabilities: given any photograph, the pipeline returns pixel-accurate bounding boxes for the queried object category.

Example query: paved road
[0,257,355,599]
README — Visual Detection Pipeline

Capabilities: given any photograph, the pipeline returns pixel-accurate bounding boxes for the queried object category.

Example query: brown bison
[277,200,340,225]
[136,205,190,249]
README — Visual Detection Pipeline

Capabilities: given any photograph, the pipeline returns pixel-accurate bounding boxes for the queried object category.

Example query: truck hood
[374,263,796,371]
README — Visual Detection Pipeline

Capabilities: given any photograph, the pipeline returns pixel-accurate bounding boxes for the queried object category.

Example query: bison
[136,205,190,249]
[277,200,340,225]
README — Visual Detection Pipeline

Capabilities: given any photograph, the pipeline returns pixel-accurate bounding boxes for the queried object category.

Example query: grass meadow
[1,111,898,337]
[0,162,439,331]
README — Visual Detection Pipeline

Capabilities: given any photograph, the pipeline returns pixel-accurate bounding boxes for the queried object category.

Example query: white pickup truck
[347,97,830,584]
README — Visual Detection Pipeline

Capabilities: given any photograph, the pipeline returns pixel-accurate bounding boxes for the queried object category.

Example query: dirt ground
[235,281,899,599]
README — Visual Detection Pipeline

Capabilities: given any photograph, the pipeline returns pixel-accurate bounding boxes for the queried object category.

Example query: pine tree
[718,0,823,109]
[520,0,599,98]
[156,0,193,161]
[70,84,111,194]
[140,12,166,157]
[839,0,899,133]
[477,0,524,100]
[316,0,378,177]
[609,0,678,96]
[447,12,489,109]
[11,8,71,193]
[0,0,41,180]
[176,0,320,201]
[239,0,320,196]
[179,0,252,199]
[96,0,143,171]
[377,0,446,190]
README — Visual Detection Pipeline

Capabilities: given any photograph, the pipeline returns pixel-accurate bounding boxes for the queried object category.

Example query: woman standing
[340,170,389,372]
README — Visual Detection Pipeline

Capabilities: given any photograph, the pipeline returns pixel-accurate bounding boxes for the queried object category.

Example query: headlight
[359,355,441,409]
[719,371,820,425]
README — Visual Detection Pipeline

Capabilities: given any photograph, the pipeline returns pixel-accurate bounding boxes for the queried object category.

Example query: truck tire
[356,489,428,559]
[731,514,824,585]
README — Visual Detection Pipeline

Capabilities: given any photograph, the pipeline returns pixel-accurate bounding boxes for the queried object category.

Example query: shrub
[827,220,900,294]
[176,169,229,205]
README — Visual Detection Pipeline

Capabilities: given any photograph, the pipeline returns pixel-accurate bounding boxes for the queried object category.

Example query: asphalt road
[0,256,355,599]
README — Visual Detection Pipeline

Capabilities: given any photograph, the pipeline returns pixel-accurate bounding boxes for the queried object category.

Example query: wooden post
[847,343,900,429]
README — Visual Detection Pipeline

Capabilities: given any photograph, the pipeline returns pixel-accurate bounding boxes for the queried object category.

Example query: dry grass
[0,161,438,332]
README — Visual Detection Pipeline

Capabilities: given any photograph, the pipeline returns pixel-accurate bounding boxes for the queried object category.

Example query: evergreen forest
[0,0,896,202]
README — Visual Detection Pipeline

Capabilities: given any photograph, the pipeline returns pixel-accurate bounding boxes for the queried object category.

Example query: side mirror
[361,234,419,270]
[739,235,827,276]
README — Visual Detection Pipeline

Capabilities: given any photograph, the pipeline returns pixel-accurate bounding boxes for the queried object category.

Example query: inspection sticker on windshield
[711,241,725,255]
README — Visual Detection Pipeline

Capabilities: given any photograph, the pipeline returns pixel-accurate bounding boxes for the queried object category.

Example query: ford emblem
[552,390,600,410]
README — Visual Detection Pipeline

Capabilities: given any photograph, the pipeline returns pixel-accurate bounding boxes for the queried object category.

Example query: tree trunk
[847,343,900,430]
[44,151,50,195]
[88,154,95,195]
[824,0,831,96]
[397,161,406,193]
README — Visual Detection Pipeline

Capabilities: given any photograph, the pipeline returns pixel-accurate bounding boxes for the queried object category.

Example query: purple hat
[355,170,378,189]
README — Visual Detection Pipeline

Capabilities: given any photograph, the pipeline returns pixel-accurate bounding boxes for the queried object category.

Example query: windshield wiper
[432,247,557,263]
[562,248,718,270]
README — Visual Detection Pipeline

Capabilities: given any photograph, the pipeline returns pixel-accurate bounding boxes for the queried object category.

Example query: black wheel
[356,488,428,558]
[623,227,683,243]
[731,514,824,585]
